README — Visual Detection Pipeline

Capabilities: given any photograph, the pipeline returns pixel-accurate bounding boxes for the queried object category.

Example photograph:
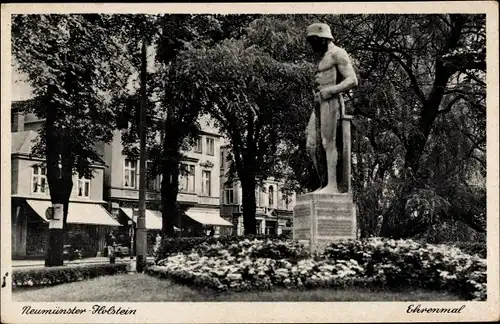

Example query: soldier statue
[306,23,358,194]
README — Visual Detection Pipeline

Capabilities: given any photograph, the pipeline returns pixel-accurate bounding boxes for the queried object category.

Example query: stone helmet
[306,23,333,40]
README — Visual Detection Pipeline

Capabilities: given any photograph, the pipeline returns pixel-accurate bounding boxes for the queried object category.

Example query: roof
[11,130,38,155]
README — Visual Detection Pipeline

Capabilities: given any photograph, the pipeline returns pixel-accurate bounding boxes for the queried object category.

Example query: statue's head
[306,23,333,53]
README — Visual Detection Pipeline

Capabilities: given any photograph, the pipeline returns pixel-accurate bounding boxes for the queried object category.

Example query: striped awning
[185,210,233,227]
[26,199,121,226]
[120,208,179,231]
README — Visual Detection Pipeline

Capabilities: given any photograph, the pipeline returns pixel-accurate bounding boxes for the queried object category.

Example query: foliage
[150,236,486,300]
[322,238,486,300]
[174,15,315,234]
[250,14,487,238]
[12,14,133,266]
[12,263,128,288]
[12,14,130,178]
[109,14,259,234]
[449,241,486,259]
[155,234,293,261]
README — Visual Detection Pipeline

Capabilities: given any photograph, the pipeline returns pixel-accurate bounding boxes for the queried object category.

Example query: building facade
[103,114,232,241]
[11,102,120,259]
[219,145,296,236]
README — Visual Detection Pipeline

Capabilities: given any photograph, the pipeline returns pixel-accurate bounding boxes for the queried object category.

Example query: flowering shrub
[322,238,487,300]
[149,241,363,292]
[149,237,486,301]
[155,234,291,261]
[451,241,486,259]
[12,263,128,288]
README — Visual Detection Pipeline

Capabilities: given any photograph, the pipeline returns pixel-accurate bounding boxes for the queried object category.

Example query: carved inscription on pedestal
[294,192,355,252]
[317,218,353,236]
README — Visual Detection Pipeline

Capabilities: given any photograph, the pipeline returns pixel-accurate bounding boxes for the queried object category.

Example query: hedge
[12,263,128,288]
[150,237,486,301]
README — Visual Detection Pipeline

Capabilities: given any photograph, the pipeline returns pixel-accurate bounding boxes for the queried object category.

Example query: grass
[12,273,464,302]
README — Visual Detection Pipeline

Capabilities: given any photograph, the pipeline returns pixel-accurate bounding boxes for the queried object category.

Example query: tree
[230,14,486,239]
[175,15,314,234]
[156,14,261,234]
[12,14,130,266]
[346,14,486,238]
[275,14,486,239]
[112,14,258,235]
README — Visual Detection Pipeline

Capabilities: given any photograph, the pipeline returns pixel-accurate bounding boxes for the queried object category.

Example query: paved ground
[11,256,155,269]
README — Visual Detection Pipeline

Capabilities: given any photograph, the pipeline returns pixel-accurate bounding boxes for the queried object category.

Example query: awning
[185,210,233,227]
[26,200,121,226]
[120,208,179,231]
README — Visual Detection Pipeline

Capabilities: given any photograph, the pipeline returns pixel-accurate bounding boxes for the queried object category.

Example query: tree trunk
[241,176,257,235]
[45,94,74,266]
[160,168,177,237]
[160,116,179,236]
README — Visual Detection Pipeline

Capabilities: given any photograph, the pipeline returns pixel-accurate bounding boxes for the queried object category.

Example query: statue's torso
[315,48,339,91]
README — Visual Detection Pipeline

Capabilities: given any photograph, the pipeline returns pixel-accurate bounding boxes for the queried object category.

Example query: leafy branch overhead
[12,14,132,179]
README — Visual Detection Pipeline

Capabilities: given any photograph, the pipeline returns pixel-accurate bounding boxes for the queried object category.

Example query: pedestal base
[293,192,356,253]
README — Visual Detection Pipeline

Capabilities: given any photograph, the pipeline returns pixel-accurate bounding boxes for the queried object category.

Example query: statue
[306,23,358,194]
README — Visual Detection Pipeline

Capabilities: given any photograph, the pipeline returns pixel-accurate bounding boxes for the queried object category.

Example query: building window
[224,183,234,204]
[206,137,215,156]
[77,177,90,198]
[32,165,48,194]
[268,185,274,207]
[180,164,195,193]
[220,150,225,170]
[255,186,260,207]
[124,159,137,188]
[194,136,203,153]
[202,170,211,196]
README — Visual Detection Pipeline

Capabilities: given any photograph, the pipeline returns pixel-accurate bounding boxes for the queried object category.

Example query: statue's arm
[321,50,358,100]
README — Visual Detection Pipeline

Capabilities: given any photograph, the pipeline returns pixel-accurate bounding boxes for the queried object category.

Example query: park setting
[9,13,487,303]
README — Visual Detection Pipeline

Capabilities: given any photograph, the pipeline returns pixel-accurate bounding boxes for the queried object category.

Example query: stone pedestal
[293,192,356,252]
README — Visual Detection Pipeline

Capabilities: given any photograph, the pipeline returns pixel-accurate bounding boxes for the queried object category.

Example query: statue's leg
[306,111,322,188]
[319,98,340,193]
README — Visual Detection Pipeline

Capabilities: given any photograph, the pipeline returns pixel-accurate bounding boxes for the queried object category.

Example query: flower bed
[154,234,291,260]
[148,237,486,301]
[12,263,128,288]
[323,238,487,301]
[451,241,486,259]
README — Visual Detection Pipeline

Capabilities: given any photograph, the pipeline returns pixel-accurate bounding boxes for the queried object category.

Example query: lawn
[12,274,464,302]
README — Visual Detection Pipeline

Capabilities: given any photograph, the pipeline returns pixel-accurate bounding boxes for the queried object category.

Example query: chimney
[11,109,25,132]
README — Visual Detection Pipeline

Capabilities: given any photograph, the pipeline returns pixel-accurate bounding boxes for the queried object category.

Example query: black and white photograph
[1,2,499,323]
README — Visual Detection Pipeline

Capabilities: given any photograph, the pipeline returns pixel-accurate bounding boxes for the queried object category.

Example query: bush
[155,234,291,261]
[150,237,486,301]
[322,238,487,300]
[12,263,128,288]
[149,237,362,292]
[451,241,486,259]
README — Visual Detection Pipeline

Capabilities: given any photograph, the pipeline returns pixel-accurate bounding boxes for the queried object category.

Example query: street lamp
[136,37,148,272]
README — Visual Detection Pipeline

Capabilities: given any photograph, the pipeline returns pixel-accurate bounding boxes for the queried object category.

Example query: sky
[11,68,33,102]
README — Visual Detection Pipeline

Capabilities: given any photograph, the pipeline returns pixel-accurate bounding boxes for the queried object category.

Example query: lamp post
[136,37,148,272]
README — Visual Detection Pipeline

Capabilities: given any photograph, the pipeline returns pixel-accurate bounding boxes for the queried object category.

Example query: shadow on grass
[12,274,465,302]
